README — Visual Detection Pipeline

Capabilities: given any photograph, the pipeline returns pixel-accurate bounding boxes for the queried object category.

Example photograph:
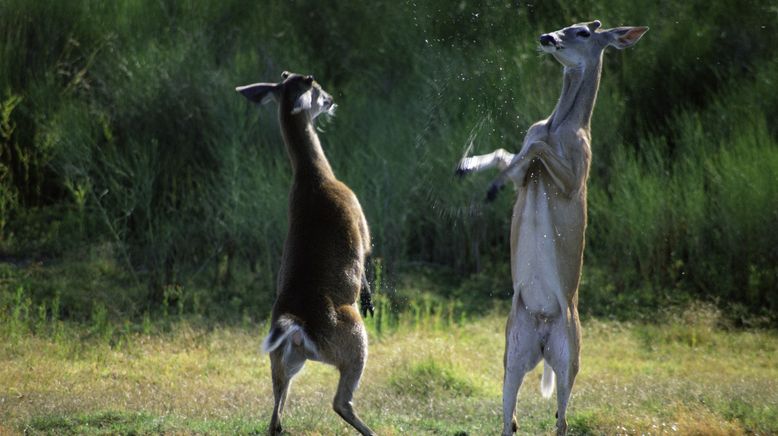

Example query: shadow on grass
[27,411,158,434]
[25,411,266,435]
[389,358,480,398]
[566,410,602,435]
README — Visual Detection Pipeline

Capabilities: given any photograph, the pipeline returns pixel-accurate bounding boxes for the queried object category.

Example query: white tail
[261,315,318,359]
[540,361,555,399]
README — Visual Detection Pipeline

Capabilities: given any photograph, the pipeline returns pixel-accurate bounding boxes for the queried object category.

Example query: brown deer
[237,71,376,436]
[457,21,647,435]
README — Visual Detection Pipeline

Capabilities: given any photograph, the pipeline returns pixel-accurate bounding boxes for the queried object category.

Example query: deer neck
[278,107,334,181]
[548,55,603,134]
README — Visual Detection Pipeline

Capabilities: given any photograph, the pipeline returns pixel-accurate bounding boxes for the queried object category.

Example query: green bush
[0,0,775,323]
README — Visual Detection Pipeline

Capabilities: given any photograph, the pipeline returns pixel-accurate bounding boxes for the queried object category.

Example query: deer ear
[235,83,279,105]
[606,26,649,49]
[291,90,312,114]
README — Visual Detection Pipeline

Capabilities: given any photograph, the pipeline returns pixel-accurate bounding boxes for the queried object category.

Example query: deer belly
[513,182,564,316]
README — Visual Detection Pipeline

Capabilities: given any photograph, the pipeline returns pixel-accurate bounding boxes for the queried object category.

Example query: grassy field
[1,1,777,433]
[2,305,776,435]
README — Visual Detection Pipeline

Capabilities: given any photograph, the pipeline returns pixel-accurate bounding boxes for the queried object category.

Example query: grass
[1,306,776,435]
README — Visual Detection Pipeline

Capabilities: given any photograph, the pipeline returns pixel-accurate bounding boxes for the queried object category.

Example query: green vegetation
[0,0,775,325]
[1,303,776,435]
[389,358,481,398]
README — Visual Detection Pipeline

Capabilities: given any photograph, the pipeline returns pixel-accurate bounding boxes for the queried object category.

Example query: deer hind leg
[268,344,306,435]
[543,306,581,436]
[502,305,543,435]
[327,311,375,436]
[333,359,376,436]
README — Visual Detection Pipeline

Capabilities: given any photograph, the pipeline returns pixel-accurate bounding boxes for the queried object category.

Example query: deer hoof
[455,166,471,178]
[486,183,502,202]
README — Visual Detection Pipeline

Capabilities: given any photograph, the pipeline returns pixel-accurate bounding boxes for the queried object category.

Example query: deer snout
[539,34,556,46]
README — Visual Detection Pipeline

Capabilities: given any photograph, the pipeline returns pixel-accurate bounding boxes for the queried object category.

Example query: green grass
[1,305,776,435]
[389,358,481,398]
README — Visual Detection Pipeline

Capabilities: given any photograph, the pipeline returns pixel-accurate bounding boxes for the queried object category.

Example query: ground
[1,311,776,435]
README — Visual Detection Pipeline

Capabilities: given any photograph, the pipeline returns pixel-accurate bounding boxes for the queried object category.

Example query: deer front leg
[357,214,374,318]
[360,268,374,318]
[456,148,515,176]
[487,141,578,201]
[525,141,579,195]
[485,148,535,201]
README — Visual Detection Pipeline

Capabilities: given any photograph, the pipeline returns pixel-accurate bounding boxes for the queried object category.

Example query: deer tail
[540,360,555,399]
[261,315,318,359]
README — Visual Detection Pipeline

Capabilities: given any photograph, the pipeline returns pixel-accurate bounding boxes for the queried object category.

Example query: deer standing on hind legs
[457,21,648,435]
[237,71,376,436]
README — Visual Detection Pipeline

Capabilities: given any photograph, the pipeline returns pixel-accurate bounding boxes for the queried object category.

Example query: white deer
[457,21,648,435]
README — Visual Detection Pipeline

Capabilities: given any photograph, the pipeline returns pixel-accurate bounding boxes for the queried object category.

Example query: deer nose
[539,34,555,46]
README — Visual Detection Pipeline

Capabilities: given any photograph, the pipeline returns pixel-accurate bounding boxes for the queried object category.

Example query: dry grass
[1,312,776,435]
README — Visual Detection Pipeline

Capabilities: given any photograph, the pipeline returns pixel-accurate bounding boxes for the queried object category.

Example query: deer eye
[577,30,591,38]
